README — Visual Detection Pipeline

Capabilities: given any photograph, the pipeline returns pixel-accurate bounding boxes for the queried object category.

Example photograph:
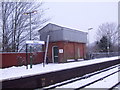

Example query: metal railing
[92,52,119,59]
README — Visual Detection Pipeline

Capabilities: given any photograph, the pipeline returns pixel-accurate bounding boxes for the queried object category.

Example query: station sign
[26,40,45,45]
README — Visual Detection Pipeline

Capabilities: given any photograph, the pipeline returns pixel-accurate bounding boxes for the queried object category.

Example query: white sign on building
[59,49,64,53]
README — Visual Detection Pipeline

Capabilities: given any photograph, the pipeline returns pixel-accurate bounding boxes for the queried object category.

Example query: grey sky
[43,0,118,43]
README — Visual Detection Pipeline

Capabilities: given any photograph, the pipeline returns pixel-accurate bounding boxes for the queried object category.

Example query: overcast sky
[42,0,118,43]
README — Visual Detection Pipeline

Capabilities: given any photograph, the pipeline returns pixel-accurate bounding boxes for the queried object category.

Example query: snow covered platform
[0,56,119,81]
[1,56,120,89]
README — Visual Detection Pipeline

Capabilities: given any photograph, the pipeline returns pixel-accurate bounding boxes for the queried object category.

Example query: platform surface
[0,56,119,81]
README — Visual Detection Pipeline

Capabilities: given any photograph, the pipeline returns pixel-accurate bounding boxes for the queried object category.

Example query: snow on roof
[39,23,86,33]
[0,56,119,81]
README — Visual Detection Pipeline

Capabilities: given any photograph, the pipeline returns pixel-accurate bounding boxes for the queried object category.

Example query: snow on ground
[86,71,119,88]
[56,66,119,88]
[0,56,119,81]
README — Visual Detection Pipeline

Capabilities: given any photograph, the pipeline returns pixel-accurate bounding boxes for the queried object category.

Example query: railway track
[75,69,120,90]
[43,64,120,89]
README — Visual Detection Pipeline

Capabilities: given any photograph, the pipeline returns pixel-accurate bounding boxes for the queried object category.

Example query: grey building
[39,23,87,63]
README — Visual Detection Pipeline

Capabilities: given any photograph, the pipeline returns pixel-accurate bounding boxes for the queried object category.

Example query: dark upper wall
[39,23,87,43]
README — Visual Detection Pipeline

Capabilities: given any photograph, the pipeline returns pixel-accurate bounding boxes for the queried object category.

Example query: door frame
[52,46,59,63]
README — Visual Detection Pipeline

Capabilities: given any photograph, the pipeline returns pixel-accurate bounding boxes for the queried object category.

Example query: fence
[92,52,119,59]
[1,52,44,68]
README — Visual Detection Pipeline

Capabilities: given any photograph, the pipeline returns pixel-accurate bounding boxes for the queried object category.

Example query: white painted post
[43,35,50,67]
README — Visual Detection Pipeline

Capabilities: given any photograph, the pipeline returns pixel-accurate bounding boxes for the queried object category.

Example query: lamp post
[24,10,37,68]
[107,32,110,57]
[24,11,37,40]
[88,28,93,59]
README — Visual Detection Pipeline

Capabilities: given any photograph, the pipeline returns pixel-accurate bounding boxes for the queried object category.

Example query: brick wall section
[64,42,86,60]
[1,52,44,68]
[46,41,64,63]
[1,42,86,68]
[46,41,86,63]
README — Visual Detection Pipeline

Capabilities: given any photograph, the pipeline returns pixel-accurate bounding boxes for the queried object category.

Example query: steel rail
[43,64,120,90]
[74,70,120,90]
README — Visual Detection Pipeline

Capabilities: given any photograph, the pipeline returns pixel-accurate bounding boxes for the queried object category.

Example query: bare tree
[1,1,49,52]
[95,22,118,52]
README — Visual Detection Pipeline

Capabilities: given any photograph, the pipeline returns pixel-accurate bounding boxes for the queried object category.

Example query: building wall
[1,41,86,68]
[46,41,86,63]
[63,28,87,43]
[1,52,44,68]
[64,42,75,60]
[64,42,86,60]
[46,41,64,63]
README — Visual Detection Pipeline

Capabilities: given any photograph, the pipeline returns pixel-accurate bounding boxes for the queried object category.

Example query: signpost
[26,40,45,69]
